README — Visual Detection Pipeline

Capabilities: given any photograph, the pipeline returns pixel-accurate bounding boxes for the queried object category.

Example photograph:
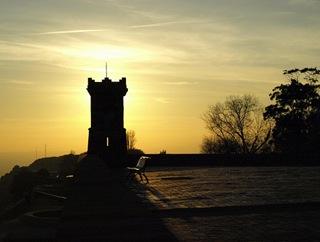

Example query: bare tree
[203,95,272,153]
[126,130,136,150]
[126,130,145,155]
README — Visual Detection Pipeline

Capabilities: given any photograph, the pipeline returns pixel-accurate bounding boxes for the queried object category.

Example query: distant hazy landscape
[0,152,52,176]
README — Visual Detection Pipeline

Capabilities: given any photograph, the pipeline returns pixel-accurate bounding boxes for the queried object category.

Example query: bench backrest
[136,156,151,169]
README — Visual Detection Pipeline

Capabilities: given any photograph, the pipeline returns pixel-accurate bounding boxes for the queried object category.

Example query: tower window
[106,137,109,147]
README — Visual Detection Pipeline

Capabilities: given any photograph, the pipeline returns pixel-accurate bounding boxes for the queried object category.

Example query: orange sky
[1,0,320,174]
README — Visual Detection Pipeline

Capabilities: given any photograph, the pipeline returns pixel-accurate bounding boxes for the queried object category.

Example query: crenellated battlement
[88,77,126,84]
[87,77,127,96]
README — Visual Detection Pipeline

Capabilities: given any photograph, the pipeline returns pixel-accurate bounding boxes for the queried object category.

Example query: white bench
[126,156,151,183]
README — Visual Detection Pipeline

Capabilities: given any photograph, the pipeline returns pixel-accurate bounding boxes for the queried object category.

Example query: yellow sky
[1,0,320,174]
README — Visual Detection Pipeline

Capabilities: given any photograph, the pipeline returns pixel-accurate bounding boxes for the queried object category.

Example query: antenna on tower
[105,61,108,78]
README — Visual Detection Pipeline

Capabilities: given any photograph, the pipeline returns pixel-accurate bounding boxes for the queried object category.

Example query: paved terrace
[130,166,320,241]
[2,158,320,241]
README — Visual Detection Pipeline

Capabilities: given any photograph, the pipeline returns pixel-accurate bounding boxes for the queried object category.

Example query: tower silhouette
[87,74,128,167]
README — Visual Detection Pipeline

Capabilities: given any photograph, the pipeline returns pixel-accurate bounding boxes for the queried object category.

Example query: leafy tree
[264,68,320,154]
[203,95,271,153]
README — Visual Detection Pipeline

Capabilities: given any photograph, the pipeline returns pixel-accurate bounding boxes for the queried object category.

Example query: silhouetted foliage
[203,95,272,154]
[29,156,63,173]
[35,168,50,180]
[58,153,78,178]
[11,165,20,174]
[201,136,241,154]
[159,150,167,155]
[264,68,320,154]
[127,148,144,155]
[0,165,20,186]
[10,167,51,199]
[10,167,36,199]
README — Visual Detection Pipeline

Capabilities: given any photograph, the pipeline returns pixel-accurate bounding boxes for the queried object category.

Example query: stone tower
[87,76,128,167]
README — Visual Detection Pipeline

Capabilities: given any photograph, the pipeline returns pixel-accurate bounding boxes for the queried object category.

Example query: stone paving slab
[128,166,320,241]
[3,164,319,241]
[135,166,320,209]
[163,210,320,242]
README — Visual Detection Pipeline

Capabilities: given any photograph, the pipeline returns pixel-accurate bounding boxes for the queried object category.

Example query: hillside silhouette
[28,153,80,174]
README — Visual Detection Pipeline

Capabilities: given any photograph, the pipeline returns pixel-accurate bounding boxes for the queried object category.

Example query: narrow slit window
[106,137,109,147]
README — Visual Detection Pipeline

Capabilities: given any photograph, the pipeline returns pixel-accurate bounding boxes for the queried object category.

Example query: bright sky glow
[0,0,320,174]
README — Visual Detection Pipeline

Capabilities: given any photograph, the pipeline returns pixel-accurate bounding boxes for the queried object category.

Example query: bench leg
[142,173,149,184]
[126,171,148,184]
[138,172,144,182]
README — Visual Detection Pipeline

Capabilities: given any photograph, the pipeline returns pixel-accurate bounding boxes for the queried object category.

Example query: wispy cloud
[154,98,171,104]
[130,20,208,29]
[6,80,34,85]
[163,81,198,86]
[288,0,320,5]
[34,29,106,35]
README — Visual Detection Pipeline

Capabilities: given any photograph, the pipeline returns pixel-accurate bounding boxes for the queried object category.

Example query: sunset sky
[1,0,320,174]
